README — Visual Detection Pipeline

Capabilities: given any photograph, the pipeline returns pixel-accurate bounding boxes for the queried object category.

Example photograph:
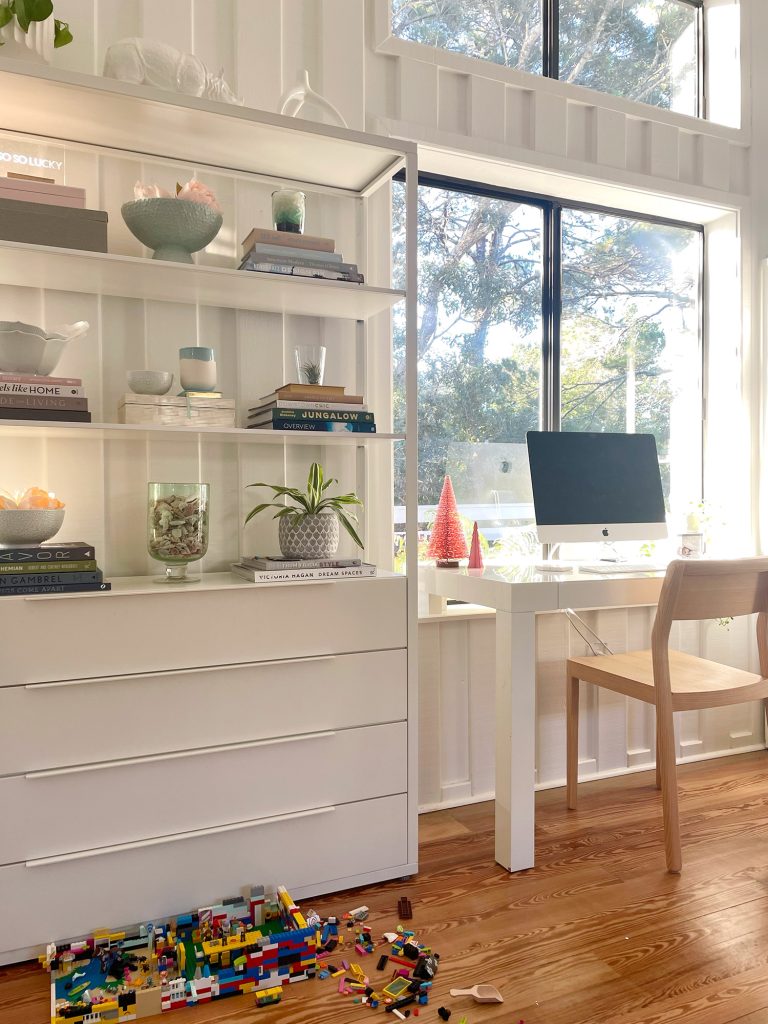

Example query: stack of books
[232,555,376,583]
[0,372,91,422]
[0,540,111,596]
[247,384,376,434]
[238,227,364,284]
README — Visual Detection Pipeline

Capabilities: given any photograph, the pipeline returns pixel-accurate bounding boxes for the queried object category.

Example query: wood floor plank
[3,752,768,1024]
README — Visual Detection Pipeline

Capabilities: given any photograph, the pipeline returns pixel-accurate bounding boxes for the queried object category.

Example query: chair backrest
[659,558,768,622]
[652,558,768,688]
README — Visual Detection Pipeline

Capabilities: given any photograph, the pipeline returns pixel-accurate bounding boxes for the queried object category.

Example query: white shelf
[0,242,404,320]
[19,569,403,600]
[0,419,405,444]
[0,61,414,194]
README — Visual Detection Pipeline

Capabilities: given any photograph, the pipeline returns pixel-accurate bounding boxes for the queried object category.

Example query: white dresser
[0,573,413,963]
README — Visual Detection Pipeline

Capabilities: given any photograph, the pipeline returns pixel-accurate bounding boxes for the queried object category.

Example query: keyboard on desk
[535,560,667,574]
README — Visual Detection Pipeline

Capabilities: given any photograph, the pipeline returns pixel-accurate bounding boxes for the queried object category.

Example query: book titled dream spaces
[232,562,376,583]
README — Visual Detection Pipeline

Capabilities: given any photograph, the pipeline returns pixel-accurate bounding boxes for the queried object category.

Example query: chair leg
[655,710,662,790]
[566,676,580,810]
[657,707,682,873]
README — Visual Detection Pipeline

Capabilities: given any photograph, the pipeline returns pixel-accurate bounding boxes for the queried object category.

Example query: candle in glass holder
[179,346,217,392]
[272,189,306,234]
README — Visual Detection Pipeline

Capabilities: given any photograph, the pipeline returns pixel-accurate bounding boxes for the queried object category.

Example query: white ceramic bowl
[127,371,174,396]
[0,321,89,375]
[0,508,65,546]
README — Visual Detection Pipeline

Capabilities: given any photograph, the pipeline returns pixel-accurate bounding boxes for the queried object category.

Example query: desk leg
[495,610,536,872]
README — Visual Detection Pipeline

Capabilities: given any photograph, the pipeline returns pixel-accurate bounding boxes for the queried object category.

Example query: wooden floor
[6,752,768,1024]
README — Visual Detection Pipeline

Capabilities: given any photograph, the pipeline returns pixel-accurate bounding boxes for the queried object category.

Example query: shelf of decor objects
[0,60,413,193]
[0,419,405,444]
[18,569,404,600]
[0,242,405,320]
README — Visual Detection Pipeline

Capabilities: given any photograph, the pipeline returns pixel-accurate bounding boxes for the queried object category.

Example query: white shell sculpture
[103,38,243,105]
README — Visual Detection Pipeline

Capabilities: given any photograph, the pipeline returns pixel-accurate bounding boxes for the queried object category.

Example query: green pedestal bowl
[122,198,223,263]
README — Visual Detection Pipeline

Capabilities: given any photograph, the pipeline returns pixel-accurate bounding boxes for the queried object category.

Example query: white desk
[420,564,666,873]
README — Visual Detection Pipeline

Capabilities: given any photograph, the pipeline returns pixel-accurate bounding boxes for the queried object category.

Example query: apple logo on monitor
[602,528,609,536]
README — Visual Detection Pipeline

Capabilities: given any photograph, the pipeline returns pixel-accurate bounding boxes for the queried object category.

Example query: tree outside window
[392,179,702,560]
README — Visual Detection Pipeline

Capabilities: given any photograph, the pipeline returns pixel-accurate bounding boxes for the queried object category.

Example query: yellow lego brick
[241,983,255,993]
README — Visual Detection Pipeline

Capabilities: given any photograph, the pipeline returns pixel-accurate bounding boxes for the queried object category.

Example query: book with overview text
[231,562,376,583]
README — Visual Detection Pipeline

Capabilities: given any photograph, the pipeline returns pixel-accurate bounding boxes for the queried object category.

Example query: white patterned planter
[279,513,340,559]
[0,6,54,63]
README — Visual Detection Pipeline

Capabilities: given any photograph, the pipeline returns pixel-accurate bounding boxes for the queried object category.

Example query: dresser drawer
[0,794,408,956]
[0,649,407,774]
[0,576,407,685]
[0,722,407,864]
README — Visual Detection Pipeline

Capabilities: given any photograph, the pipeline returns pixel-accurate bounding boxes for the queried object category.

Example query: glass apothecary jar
[148,483,209,583]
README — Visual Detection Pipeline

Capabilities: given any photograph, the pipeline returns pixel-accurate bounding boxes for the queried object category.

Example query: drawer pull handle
[24,731,337,779]
[25,805,336,868]
[24,655,337,690]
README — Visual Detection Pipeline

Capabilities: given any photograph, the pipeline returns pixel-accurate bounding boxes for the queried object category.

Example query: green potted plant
[0,1,73,61]
[245,462,363,559]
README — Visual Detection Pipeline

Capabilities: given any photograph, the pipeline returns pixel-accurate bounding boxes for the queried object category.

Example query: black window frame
[395,168,706,490]
[546,0,706,120]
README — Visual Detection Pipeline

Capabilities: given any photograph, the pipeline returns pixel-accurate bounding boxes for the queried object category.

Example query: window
[392,176,703,559]
[391,0,703,117]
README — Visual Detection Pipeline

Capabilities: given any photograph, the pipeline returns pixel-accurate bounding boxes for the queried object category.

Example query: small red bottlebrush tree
[427,475,468,567]
[468,520,484,569]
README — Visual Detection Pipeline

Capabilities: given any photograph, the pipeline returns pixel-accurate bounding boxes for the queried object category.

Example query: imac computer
[526,431,667,556]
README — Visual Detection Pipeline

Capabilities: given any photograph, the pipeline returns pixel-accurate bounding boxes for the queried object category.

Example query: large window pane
[392,183,543,559]
[560,209,702,516]
[391,0,544,76]
[559,0,698,114]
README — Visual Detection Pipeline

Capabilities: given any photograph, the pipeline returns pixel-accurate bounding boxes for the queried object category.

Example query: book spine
[250,245,343,264]
[0,560,98,573]
[251,401,367,413]
[0,394,88,411]
[241,230,335,253]
[249,250,351,271]
[232,564,376,582]
[253,419,376,433]
[0,582,111,596]
[0,570,103,587]
[241,262,363,283]
[251,409,375,424]
[0,408,92,422]
[0,545,95,562]
[243,558,363,571]
[0,383,84,397]
[0,373,82,386]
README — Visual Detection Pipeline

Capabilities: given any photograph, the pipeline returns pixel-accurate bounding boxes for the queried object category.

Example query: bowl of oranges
[0,488,65,546]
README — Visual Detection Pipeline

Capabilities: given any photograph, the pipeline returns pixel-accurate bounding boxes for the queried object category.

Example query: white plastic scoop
[450,985,504,1004]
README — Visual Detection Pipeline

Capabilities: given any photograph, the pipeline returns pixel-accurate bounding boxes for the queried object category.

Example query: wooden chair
[566,558,768,873]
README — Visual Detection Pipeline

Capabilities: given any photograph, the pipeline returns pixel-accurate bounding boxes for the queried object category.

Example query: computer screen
[526,431,667,544]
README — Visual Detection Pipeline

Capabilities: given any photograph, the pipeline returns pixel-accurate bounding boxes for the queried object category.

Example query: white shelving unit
[0,62,419,964]
[0,241,405,320]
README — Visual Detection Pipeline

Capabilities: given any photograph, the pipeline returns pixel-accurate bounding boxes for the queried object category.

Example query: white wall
[14,0,767,807]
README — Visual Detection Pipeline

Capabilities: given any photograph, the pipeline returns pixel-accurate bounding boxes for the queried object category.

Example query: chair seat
[567,649,768,711]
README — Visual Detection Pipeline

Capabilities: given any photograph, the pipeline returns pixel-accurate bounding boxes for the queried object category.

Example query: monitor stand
[535,542,664,574]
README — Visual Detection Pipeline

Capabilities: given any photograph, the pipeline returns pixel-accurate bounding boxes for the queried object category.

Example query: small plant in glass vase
[245,462,363,560]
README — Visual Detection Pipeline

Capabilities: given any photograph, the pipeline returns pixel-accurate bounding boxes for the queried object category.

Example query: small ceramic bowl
[127,370,174,396]
[0,508,65,546]
[122,198,223,263]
